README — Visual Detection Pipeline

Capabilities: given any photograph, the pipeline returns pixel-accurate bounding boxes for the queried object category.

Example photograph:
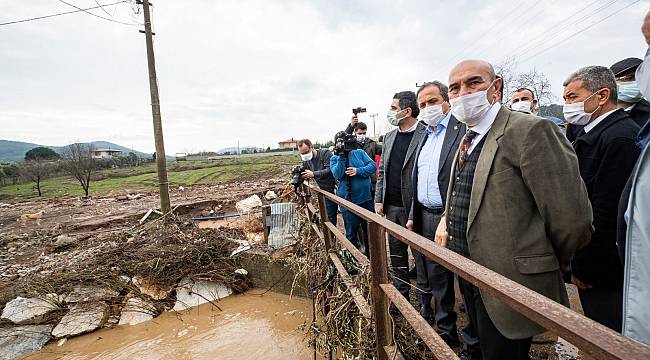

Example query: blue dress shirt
[416,112,451,208]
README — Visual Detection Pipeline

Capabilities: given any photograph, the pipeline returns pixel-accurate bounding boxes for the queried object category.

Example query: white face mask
[510,100,532,113]
[450,79,497,127]
[300,151,313,161]
[417,105,446,127]
[387,109,407,126]
[356,134,367,142]
[563,92,601,125]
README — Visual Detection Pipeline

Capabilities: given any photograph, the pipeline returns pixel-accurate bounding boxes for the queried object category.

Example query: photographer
[345,120,381,195]
[330,131,376,255]
[297,139,338,226]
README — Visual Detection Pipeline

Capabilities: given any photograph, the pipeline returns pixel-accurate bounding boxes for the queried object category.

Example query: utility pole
[369,113,378,138]
[140,0,171,213]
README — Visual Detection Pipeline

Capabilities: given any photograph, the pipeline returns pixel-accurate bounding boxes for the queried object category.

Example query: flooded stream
[22,291,316,360]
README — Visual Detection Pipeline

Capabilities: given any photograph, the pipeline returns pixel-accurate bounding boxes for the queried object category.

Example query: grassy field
[0,155,297,201]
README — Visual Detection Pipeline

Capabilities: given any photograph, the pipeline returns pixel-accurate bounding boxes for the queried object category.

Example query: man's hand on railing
[571,275,593,290]
[406,220,413,231]
[434,216,448,247]
[375,203,384,216]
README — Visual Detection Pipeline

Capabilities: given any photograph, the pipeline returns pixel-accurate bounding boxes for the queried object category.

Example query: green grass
[0,155,296,201]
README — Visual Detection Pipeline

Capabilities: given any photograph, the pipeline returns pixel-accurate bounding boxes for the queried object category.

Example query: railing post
[368,221,392,360]
[316,192,332,251]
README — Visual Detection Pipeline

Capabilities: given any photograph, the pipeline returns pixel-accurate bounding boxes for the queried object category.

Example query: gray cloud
[1,0,648,154]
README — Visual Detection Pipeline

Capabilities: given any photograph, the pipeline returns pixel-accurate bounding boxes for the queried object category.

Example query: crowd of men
[297,11,650,360]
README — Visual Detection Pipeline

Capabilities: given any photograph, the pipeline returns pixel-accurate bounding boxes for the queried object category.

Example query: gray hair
[416,81,449,102]
[563,66,618,103]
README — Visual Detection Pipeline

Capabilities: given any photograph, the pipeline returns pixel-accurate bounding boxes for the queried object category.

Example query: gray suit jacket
[375,121,427,208]
[443,106,593,339]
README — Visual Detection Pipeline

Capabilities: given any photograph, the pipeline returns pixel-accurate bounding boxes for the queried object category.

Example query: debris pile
[0,218,252,359]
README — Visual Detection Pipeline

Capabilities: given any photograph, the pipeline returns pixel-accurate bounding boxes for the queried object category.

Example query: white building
[91,149,122,159]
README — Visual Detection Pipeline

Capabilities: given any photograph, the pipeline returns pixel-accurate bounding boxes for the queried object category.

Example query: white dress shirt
[467,102,501,155]
[584,109,617,133]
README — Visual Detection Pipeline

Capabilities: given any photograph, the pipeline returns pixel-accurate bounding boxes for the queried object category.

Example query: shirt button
[452,192,456,196]
[450,206,453,211]
[456,177,460,181]
[450,236,454,240]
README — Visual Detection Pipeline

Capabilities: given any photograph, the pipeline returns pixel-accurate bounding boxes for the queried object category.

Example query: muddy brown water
[23,291,318,360]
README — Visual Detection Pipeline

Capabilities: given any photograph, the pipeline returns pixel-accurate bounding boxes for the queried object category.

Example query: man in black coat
[611,57,650,129]
[563,65,640,332]
[404,81,478,355]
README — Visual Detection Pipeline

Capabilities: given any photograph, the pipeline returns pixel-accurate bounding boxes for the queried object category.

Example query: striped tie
[459,130,478,168]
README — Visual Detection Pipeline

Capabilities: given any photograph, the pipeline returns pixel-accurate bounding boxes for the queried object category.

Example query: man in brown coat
[435,60,593,360]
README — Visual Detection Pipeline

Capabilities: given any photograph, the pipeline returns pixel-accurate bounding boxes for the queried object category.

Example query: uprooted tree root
[285,201,435,360]
[0,216,251,313]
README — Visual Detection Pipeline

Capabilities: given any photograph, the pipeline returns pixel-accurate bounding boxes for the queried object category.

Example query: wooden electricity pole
[141,0,171,213]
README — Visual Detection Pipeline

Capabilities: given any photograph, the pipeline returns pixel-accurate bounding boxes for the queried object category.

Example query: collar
[584,109,617,133]
[426,112,451,135]
[398,120,419,133]
[468,102,500,135]
[625,103,636,112]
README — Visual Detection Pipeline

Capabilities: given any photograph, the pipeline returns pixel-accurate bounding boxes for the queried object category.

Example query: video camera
[352,107,366,116]
[290,165,307,188]
[334,132,359,156]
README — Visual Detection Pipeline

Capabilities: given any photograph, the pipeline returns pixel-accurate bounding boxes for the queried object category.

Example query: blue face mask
[618,81,643,103]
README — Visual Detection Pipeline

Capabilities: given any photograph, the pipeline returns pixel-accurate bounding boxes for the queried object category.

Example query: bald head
[448,59,500,101]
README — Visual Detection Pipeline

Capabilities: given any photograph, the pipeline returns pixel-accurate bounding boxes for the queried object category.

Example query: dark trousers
[412,210,459,341]
[458,277,532,360]
[324,198,338,227]
[578,285,623,332]
[386,204,410,300]
[342,200,374,256]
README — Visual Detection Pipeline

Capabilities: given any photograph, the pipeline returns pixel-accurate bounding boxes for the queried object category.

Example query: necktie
[459,130,478,168]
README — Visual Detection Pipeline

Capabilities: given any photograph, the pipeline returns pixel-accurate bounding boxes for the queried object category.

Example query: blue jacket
[330,149,376,208]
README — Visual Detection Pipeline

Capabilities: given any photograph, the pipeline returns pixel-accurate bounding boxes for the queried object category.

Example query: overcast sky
[1,0,648,154]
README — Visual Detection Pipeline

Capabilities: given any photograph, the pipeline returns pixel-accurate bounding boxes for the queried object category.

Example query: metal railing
[302,184,650,360]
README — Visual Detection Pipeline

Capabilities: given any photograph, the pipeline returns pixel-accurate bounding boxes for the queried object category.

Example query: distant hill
[0,140,155,163]
[216,147,265,155]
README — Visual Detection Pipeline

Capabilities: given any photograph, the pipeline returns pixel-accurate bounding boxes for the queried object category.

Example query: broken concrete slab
[235,195,262,214]
[1,296,58,325]
[264,190,278,201]
[132,275,172,300]
[118,297,157,326]
[0,324,54,360]
[173,276,232,311]
[52,302,108,338]
[64,285,119,303]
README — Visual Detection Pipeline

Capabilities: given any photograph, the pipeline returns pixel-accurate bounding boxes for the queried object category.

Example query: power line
[57,0,141,26]
[93,0,114,16]
[520,0,642,63]
[497,0,619,64]
[0,1,127,26]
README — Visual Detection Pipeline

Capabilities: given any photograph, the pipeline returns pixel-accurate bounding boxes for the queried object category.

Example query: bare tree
[61,143,95,197]
[20,160,55,197]
[513,67,555,106]
[494,57,518,104]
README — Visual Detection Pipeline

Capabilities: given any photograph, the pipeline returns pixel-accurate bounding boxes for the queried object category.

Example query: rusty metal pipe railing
[306,184,650,360]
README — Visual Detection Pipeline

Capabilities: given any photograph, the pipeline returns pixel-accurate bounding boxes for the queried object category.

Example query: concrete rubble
[1,297,58,325]
[235,195,263,214]
[118,297,157,326]
[52,302,108,338]
[0,324,54,360]
[264,190,278,201]
[173,276,233,311]
[64,285,119,303]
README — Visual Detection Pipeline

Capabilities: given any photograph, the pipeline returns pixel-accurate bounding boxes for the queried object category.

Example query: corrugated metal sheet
[267,202,299,248]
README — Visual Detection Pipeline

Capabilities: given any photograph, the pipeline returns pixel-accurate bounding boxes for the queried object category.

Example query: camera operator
[297,139,338,226]
[330,131,377,255]
[345,120,381,195]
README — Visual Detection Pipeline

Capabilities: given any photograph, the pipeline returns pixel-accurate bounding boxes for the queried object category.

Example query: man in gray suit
[435,60,592,360]
[405,81,474,352]
[375,91,427,301]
